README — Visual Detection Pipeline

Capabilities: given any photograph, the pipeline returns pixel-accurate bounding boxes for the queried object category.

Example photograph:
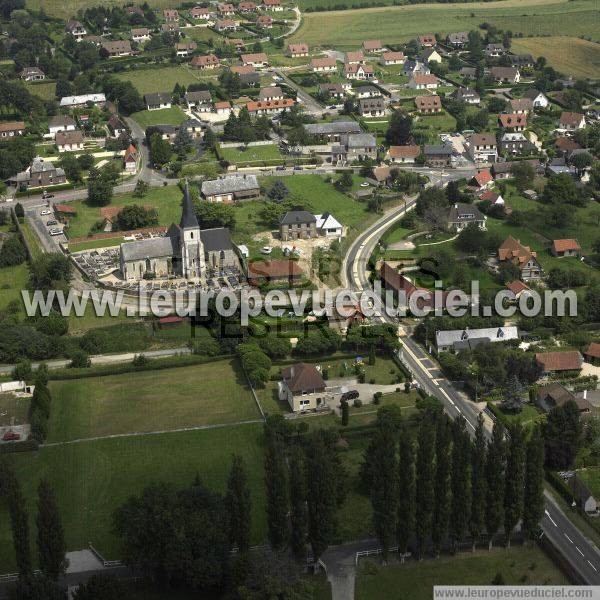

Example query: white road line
[544,511,558,527]
[576,547,584,556]
[564,533,573,544]
[588,560,598,572]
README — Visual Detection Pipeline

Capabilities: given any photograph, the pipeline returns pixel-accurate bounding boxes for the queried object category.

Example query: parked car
[49,228,63,236]
[46,220,58,226]
[341,390,359,402]
[261,246,273,255]
[40,209,52,216]
[41,190,54,199]
[2,431,20,441]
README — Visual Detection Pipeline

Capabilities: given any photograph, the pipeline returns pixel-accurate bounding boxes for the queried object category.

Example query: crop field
[291,0,600,49]
[116,65,206,96]
[25,0,178,19]
[47,360,259,442]
[511,36,600,79]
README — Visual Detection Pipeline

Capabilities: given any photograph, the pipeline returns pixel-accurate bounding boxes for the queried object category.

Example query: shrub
[353,398,363,408]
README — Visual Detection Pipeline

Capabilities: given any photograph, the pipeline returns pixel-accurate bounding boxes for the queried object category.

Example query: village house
[225,38,246,52]
[363,39,383,53]
[435,326,519,353]
[568,476,598,515]
[498,113,527,132]
[467,133,498,164]
[498,235,542,281]
[0,121,25,138]
[163,9,179,22]
[555,137,581,156]
[559,112,586,131]
[248,260,303,286]
[380,51,405,66]
[190,6,211,19]
[408,74,438,90]
[447,32,469,48]
[304,121,362,143]
[510,98,533,114]
[345,50,364,65]
[492,159,541,180]
[190,54,220,69]
[472,169,493,189]
[241,53,269,68]
[131,28,151,43]
[354,85,380,99]
[218,3,235,16]
[453,87,480,105]
[420,47,442,64]
[315,213,343,238]
[214,101,232,116]
[414,94,441,114]
[506,279,531,300]
[184,90,212,110]
[55,130,84,152]
[215,19,238,32]
[334,133,377,163]
[287,43,309,57]
[257,15,273,28]
[485,43,505,58]
[358,97,385,117]
[500,132,535,155]
[123,144,137,174]
[246,98,295,116]
[48,115,76,136]
[182,119,205,139]
[238,2,256,12]
[536,383,591,415]
[416,34,436,48]
[108,115,126,137]
[479,189,504,206]
[279,210,317,241]
[460,67,476,80]
[161,22,179,33]
[424,144,452,167]
[318,83,346,100]
[510,54,534,68]
[278,363,326,412]
[551,239,581,258]
[20,66,45,81]
[175,41,197,57]
[144,92,171,110]
[8,157,66,189]
[344,63,374,80]
[489,67,520,84]
[66,19,87,40]
[535,351,583,376]
[59,93,106,109]
[259,86,284,101]
[584,343,600,366]
[101,40,132,57]
[201,175,260,203]
[386,145,421,164]
[403,60,430,76]
[310,57,337,73]
[447,203,486,232]
[262,0,283,10]
[523,89,549,109]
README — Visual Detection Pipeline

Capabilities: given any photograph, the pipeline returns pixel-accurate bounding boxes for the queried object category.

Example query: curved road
[344,195,600,586]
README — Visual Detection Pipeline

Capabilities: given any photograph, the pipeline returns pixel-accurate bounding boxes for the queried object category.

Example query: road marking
[588,560,598,572]
[545,510,558,527]
[564,533,573,544]
[576,547,584,556]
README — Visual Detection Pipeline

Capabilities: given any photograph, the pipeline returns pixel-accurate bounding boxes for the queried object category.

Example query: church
[119,184,239,281]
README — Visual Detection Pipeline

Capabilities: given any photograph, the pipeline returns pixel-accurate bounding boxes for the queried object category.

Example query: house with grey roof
[200,174,260,203]
[279,211,317,241]
[144,92,172,110]
[304,121,362,142]
[8,157,66,189]
[339,133,377,162]
[435,326,519,353]
[185,90,212,110]
[447,203,485,232]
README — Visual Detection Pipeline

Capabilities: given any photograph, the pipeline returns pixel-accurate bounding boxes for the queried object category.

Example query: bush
[353,398,363,408]
[373,391,383,405]
[12,359,32,381]
[132,354,149,367]
[70,350,91,369]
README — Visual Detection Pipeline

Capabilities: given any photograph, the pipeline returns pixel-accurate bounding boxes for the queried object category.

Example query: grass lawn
[0,263,28,312]
[0,393,30,427]
[355,545,568,599]
[117,66,204,96]
[65,186,184,238]
[512,36,600,79]
[25,81,56,101]
[47,359,259,442]
[220,143,285,165]
[291,0,600,48]
[493,403,544,428]
[20,222,44,260]
[131,106,187,128]
[0,423,266,570]
[68,237,123,252]
[577,467,600,500]
[66,302,133,334]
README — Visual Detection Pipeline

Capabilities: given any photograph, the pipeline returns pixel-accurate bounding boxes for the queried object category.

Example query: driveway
[325,378,402,412]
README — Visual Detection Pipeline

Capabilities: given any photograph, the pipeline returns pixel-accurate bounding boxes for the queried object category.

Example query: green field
[291,0,600,48]
[578,467,600,500]
[65,185,184,238]
[117,66,207,96]
[25,81,57,101]
[0,423,266,569]
[47,360,259,442]
[355,545,569,599]
[220,143,285,165]
[0,262,29,312]
[25,0,177,19]
[131,106,187,128]
[512,36,600,78]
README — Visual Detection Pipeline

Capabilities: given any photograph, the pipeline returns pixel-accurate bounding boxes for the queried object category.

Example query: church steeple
[180,180,200,230]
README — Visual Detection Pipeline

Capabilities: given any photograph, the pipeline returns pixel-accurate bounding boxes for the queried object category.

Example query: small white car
[49,228,63,236]
[360,181,370,187]
[261,246,273,255]
[40,209,52,216]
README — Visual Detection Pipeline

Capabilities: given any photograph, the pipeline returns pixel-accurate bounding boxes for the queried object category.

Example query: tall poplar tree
[289,446,308,561]
[432,415,452,558]
[523,427,545,541]
[450,417,471,553]
[470,414,487,551]
[226,454,251,554]
[416,418,436,559]
[485,421,505,550]
[36,479,68,580]
[504,424,525,547]
[397,427,416,562]
[264,426,289,550]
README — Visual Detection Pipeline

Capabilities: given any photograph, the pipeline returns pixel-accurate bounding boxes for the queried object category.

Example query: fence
[218,140,276,149]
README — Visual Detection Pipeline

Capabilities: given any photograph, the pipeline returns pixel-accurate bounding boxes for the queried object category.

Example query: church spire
[180,180,200,230]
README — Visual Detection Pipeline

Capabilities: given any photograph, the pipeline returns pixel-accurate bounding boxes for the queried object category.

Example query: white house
[48,116,76,136]
[315,213,343,238]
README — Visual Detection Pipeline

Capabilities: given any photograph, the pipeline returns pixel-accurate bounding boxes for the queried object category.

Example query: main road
[343,196,600,585]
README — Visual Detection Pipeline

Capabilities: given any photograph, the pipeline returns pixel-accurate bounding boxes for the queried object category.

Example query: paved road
[344,194,600,586]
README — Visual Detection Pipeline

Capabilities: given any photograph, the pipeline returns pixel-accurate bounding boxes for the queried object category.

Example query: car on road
[46,220,58,226]
[293,166,302,171]
[40,209,52,216]
[341,390,359,402]
[41,190,54,199]
[49,228,63,236]
[276,165,286,171]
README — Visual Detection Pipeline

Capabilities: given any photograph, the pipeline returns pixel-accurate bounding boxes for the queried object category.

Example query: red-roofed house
[472,169,493,189]
[584,343,600,365]
[386,145,421,164]
[381,51,405,66]
[417,34,436,48]
[408,74,438,90]
[123,144,137,174]
[363,39,383,53]
[287,43,309,57]
[551,239,581,258]
[241,53,269,68]
[498,236,542,281]
[248,260,303,285]
[506,279,531,299]
[535,351,583,375]
[498,113,527,131]
[246,98,295,115]
[190,54,220,69]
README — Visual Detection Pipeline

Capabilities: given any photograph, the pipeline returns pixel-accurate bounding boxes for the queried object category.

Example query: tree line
[361,409,545,561]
